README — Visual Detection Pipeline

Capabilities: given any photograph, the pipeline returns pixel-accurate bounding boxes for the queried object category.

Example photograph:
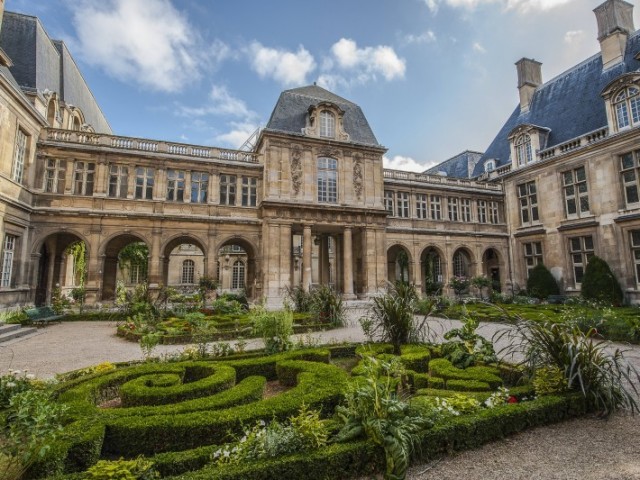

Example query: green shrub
[428,359,503,389]
[85,456,158,480]
[533,365,568,396]
[441,314,497,368]
[251,308,293,354]
[284,286,314,313]
[310,285,345,327]
[580,256,624,306]
[526,264,559,300]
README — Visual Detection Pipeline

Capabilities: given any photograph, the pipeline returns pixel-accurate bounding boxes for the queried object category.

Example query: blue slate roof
[0,11,112,134]
[424,150,483,178]
[265,85,381,147]
[474,30,640,177]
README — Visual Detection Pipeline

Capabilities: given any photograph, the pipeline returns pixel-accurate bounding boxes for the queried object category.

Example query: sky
[7,0,640,172]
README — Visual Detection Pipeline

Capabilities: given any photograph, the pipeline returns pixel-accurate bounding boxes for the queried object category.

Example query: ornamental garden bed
[19,343,589,480]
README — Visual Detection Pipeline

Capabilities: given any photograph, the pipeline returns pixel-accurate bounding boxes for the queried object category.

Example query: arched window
[453,250,470,278]
[614,87,640,130]
[47,99,56,126]
[317,157,338,203]
[515,134,533,166]
[319,110,335,138]
[232,260,245,290]
[423,249,442,284]
[182,259,195,284]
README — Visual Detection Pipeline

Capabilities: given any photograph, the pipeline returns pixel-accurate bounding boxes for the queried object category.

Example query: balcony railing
[41,128,259,164]
[538,127,609,162]
[383,169,503,191]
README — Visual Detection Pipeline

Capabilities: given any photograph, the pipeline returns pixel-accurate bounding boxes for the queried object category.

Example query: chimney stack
[594,0,635,70]
[516,58,542,114]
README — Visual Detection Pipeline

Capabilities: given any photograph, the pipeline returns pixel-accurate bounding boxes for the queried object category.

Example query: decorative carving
[318,146,341,158]
[290,144,303,196]
[353,155,363,199]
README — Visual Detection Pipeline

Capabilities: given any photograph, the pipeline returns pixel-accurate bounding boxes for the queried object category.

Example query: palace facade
[0,0,639,309]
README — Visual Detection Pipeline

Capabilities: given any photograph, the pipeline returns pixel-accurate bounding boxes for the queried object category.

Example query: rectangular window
[317,157,337,203]
[569,235,595,285]
[517,181,539,225]
[129,263,147,285]
[220,174,237,205]
[43,158,66,193]
[166,169,185,202]
[73,161,95,196]
[108,165,129,198]
[191,171,209,203]
[489,201,500,224]
[524,241,543,278]
[563,166,590,217]
[632,230,640,286]
[135,167,154,200]
[396,192,409,218]
[416,194,428,219]
[430,195,442,220]
[621,151,640,205]
[1,235,16,288]
[448,198,459,222]
[461,199,472,222]
[477,200,487,223]
[384,191,394,215]
[241,177,257,207]
[12,129,27,184]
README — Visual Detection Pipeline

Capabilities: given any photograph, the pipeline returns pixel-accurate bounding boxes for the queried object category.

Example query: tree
[526,264,559,300]
[581,255,623,306]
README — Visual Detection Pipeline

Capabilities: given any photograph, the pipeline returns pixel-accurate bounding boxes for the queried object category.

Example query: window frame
[515,134,533,166]
[73,161,95,196]
[453,250,470,278]
[43,158,66,194]
[517,181,539,225]
[614,86,640,130]
[108,164,129,199]
[488,201,500,224]
[134,167,154,200]
[416,194,428,219]
[241,176,257,207]
[166,169,186,202]
[317,157,338,203]
[620,150,640,206]
[562,166,590,218]
[430,195,442,220]
[182,259,195,284]
[319,110,336,138]
[396,191,410,218]
[384,191,394,215]
[1,234,16,288]
[569,235,595,287]
[523,241,543,278]
[220,174,237,206]
[461,198,472,222]
[12,128,28,184]
[632,230,640,287]
[232,260,245,290]
[448,197,459,222]
[190,171,209,204]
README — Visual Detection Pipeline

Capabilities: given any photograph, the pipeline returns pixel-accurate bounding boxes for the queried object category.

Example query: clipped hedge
[428,358,503,389]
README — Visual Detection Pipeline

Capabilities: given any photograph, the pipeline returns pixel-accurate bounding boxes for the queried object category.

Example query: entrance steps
[0,323,40,345]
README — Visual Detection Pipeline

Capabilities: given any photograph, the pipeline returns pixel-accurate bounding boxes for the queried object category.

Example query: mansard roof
[0,11,112,134]
[474,30,640,177]
[424,150,483,178]
[265,84,381,147]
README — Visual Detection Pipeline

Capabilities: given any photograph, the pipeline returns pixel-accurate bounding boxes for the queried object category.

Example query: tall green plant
[496,320,640,416]
[365,282,433,355]
[66,241,87,287]
[335,357,433,480]
[310,285,345,327]
[441,312,497,368]
[581,255,624,306]
[251,307,293,354]
[526,264,559,300]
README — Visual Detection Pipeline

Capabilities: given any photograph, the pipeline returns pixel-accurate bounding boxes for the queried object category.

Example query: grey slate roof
[265,85,381,147]
[474,30,640,178]
[424,150,483,178]
[0,11,112,134]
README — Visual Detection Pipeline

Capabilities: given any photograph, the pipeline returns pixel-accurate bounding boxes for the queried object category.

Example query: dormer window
[515,134,533,166]
[319,110,335,138]
[614,87,640,130]
[484,160,496,172]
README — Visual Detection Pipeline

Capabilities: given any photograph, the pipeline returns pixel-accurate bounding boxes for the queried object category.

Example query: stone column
[343,227,355,299]
[184,171,192,203]
[148,227,162,287]
[302,225,312,291]
[45,237,57,305]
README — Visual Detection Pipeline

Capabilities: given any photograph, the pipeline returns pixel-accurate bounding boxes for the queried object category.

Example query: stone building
[0,0,639,309]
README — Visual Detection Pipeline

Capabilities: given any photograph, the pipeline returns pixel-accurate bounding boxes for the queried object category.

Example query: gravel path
[1,311,639,479]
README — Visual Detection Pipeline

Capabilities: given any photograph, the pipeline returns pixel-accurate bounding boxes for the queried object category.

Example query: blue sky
[8,0,640,171]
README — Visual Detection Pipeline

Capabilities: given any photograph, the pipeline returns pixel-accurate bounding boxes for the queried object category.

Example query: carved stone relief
[353,155,363,200]
[290,144,303,196]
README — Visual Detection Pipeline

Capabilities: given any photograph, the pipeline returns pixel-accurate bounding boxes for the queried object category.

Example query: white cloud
[383,155,439,173]
[404,30,437,45]
[472,42,487,54]
[425,0,573,14]
[69,0,226,92]
[564,30,585,44]
[214,121,261,149]
[177,85,255,119]
[248,42,316,86]
[330,38,406,82]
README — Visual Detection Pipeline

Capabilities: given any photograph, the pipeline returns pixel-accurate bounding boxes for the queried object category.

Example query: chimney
[516,58,542,114]
[0,0,4,33]
[594,0,635,70]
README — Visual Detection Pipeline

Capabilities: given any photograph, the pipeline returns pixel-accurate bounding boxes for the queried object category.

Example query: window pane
[570,238,581,252]
[584,236,594,250]
[621,153,634,169]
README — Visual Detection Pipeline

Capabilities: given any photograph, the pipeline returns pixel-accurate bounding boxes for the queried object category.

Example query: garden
[2,281,639,480]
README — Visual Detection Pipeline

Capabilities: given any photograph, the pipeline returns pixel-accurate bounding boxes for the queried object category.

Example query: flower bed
[19,342,597,480]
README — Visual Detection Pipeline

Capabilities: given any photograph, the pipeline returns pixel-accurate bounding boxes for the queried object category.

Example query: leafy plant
[85,457,158,480]
[1,390,67,480]
[50,286,70,314]
[470,275,492,299]
[284,285,314,313]
[310,285,345,327]
[198,276,218,308]
[251,307,293,354]
[335,356,433,480]
[449,276,470,296]
[431,393,481,416]
[140,333,162,360]
[365,282,433,355]
[71,286,86,313]
[65,241,87,288]
[581,255,624,306]
[533,365,568,396]
[496,319,640,416]
[441,313,497,368]
[526,264,559,300]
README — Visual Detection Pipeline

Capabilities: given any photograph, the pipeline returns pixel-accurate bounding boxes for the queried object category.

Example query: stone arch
[161,234,208,289]
[420,245,445,295]
[46,96,58,126]
[215,236,259,299]
[101,233,150,301]
[481,247,504,292]
[32,231,89,306]
[387,243,413,284]
[451,246,475,279]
